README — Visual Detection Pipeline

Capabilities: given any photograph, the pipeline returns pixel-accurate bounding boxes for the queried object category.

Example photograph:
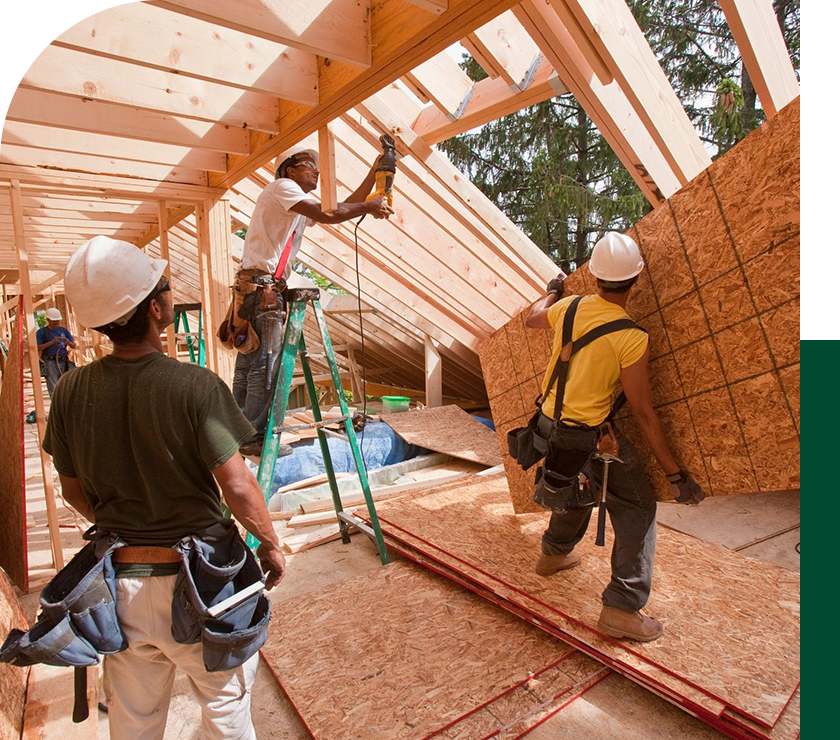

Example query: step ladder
[247,287,390,565]
[173,302,205,366]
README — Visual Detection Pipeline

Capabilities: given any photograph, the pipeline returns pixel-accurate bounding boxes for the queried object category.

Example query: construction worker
[230,146,393,455]
[42,235,285,740]
[525,232,705,642]
[36,307,76,397]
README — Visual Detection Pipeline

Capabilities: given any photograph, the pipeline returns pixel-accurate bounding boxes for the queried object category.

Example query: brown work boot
[597,605,663,642]
[535,551,581,577]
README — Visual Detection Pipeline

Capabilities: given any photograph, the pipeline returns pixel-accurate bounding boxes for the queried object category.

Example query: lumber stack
[480,97,800,510]
[361,473,800,740]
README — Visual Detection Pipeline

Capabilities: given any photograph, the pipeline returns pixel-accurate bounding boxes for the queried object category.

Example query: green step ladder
[247,287,390,565]
[173,302,205,366]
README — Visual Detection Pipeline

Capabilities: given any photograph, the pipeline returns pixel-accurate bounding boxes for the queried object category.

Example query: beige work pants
[104,574,259,740]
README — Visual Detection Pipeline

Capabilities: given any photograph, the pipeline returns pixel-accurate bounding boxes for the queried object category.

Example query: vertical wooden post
[9,180,64,571]
[318,124,338,211]
[346,348,363,402]
[424,334,442,407]
[157,201,179,359]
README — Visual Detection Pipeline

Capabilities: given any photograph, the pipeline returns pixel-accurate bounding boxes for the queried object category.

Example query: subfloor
[18,407,800,739]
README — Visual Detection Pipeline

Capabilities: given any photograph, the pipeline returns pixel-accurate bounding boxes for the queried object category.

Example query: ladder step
[273,414,350,434]
[337,511,376,540]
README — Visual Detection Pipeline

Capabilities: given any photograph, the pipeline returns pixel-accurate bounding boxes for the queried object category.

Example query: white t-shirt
[240,178,317,278]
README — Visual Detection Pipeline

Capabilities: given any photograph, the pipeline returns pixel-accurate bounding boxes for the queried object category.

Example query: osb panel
[744,235,800,313]
[687,389,758,495]
[507,313,537,384]
[0,313,27,591]
[731,374,800,492]
[711,97,800,263]
[670,171,738,281]
[623,267,658,320]
[518,377,543,412]
[699,269,754,333]
[382,405,502,467]
[503,452,543,515]
[777,365,800,432]
[492,387,527,427]
[1,567,28,740]
[375,474,800,728]
[633,208,693,307]
[759,299,800,369]
[661,292,708,350]
[636,311,669,359]
[561,269,587,295]
[715,318,775,384]
[261,561,570,740]
[524,325,553,375]
[647,355,682,407]
[673,338,726,396]
[722,687,800,740]
[478,326,517,400]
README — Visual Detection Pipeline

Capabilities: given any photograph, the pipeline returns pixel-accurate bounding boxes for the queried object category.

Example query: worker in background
[226,146,393,456]
[44,235,286,740]
[36,307,76,397]
[525,232,705,642]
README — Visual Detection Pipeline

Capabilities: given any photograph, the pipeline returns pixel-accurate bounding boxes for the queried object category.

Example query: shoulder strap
[538,297,582,412]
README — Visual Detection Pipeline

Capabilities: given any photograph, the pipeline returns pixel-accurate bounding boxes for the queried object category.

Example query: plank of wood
[287,508,357,528]
[281,523,356,553]
[404,52,473,118]
[275,471,354,495]
[463,10,542,89]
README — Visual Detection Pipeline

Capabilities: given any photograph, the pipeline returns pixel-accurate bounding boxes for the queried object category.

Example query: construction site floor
[18,418,799,739]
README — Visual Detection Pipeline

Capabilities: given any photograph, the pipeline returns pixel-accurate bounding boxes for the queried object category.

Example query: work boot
[535,550,581,576]
[597,605,663,642]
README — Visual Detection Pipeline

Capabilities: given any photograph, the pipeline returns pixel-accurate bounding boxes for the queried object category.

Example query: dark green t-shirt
[43,352,255,546]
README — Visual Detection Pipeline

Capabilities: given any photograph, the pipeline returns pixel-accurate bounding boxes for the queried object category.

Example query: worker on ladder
[524,233,705,642]
[221,146,393,456]
[36,306,76,397]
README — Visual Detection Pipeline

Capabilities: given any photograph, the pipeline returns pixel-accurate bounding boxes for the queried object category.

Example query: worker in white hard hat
[36,306,76,397]
[524,231,705,643]
[228,144,394,456]
[41,235,286,740]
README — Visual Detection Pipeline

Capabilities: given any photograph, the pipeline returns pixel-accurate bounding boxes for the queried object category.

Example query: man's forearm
[632,408,680,476]
[319,200,372,223]
[223,478,280,547]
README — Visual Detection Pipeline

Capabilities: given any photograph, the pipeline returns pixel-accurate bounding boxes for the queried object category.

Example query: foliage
[35,310,46,329]
[291,260,346,295]
[712,78,745,151]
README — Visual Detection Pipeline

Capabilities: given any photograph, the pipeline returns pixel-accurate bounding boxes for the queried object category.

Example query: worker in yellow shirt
[525,232,704,642]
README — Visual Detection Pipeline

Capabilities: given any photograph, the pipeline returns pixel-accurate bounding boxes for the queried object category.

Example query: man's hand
[366,195,394,219]
[256,541,287,590]
[546,272,566,297]
[666,470,705,505]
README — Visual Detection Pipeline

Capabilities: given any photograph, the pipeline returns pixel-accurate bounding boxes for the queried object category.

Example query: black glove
[546,273,566,297]
[666,470,705,505]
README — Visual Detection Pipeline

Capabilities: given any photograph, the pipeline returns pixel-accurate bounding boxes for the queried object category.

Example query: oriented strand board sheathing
[0,312,27,591]
[480,98,800,507]
[0,567,28,740]
[260,561,574,740]
[374,474,800,729]
[382,404,502,467]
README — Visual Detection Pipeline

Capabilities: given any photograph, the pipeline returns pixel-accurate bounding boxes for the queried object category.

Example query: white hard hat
[274,147,320,178]
[588,232,645,282]
[45,308,62,321]
[64,236,167,328]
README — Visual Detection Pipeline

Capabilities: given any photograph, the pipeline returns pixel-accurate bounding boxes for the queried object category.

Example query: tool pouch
[0,528,127,667]
[218,279,261,354]
[507,409,549,470]
[171,520,270,672]
[533,424,599,514]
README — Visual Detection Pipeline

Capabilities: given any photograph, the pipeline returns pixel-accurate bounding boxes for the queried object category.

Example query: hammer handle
[595,501,607,547]
[72,666,89,723]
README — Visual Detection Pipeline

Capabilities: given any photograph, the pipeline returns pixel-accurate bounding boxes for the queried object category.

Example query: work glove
[546,272,566,297]
[666,470,705,505]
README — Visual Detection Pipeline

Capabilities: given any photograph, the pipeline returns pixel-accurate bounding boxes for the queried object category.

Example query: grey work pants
[41,356,74,397]
[232,307,286,438]
[537,415,657,612]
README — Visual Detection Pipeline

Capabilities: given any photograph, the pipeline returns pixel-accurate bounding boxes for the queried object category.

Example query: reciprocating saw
[367,134,396,207]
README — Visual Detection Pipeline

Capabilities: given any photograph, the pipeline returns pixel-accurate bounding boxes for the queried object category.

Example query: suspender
[538,296,647,423]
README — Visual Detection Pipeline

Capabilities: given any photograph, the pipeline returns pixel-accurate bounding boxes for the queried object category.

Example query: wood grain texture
[0,311,27,591]
[374,474,800,729]
[0,568,28,740]
[382,404,502,467]
[480,98,799,507]
[260,561,576,739]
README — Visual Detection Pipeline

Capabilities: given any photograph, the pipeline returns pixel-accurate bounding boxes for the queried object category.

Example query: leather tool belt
[112,546,181,564]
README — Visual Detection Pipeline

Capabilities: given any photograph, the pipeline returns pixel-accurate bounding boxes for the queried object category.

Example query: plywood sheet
[382,405,502,467]
[260,561,574,740]
[374,474,800,728]
[480,99,800,509]
[0,567,28,740]
[0,312,27,591]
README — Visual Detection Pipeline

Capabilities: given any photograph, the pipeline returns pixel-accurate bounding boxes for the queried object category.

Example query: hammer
[593,452,622,547]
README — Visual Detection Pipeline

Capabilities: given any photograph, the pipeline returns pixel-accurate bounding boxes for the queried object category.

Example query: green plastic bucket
[381,395,411,413]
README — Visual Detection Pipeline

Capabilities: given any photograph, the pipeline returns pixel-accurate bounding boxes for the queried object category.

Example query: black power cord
[353,214,368,470]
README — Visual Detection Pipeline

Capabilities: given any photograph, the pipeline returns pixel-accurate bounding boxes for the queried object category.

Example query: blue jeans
[41,355,75,397]
[232,308,285,438]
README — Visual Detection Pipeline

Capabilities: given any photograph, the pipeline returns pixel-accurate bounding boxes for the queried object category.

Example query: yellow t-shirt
[540,295,649,426]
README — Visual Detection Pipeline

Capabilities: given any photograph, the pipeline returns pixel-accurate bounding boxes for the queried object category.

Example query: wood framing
[318,124,338,211]
[9,180,64,572]
[158,201,179,359]
[424,334,442,407]
[462,10,543,90]
[403,53,474,120]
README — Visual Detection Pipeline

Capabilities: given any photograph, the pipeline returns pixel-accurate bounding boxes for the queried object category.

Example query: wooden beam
[318,124,338,211]
[9,181,64,571]
[718,0,799,117]
[462,10,542,90]
[55,2,319,105]
[158,202,179,359]
[424,334,442,407]
[7,89,250,155]
[554,0,711,184]
[514,1,680,203]
[152,0,371,67]
[22,45,280,133]
[403,53,474,120]
[404,0,448,12]
[209,0,523,189]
